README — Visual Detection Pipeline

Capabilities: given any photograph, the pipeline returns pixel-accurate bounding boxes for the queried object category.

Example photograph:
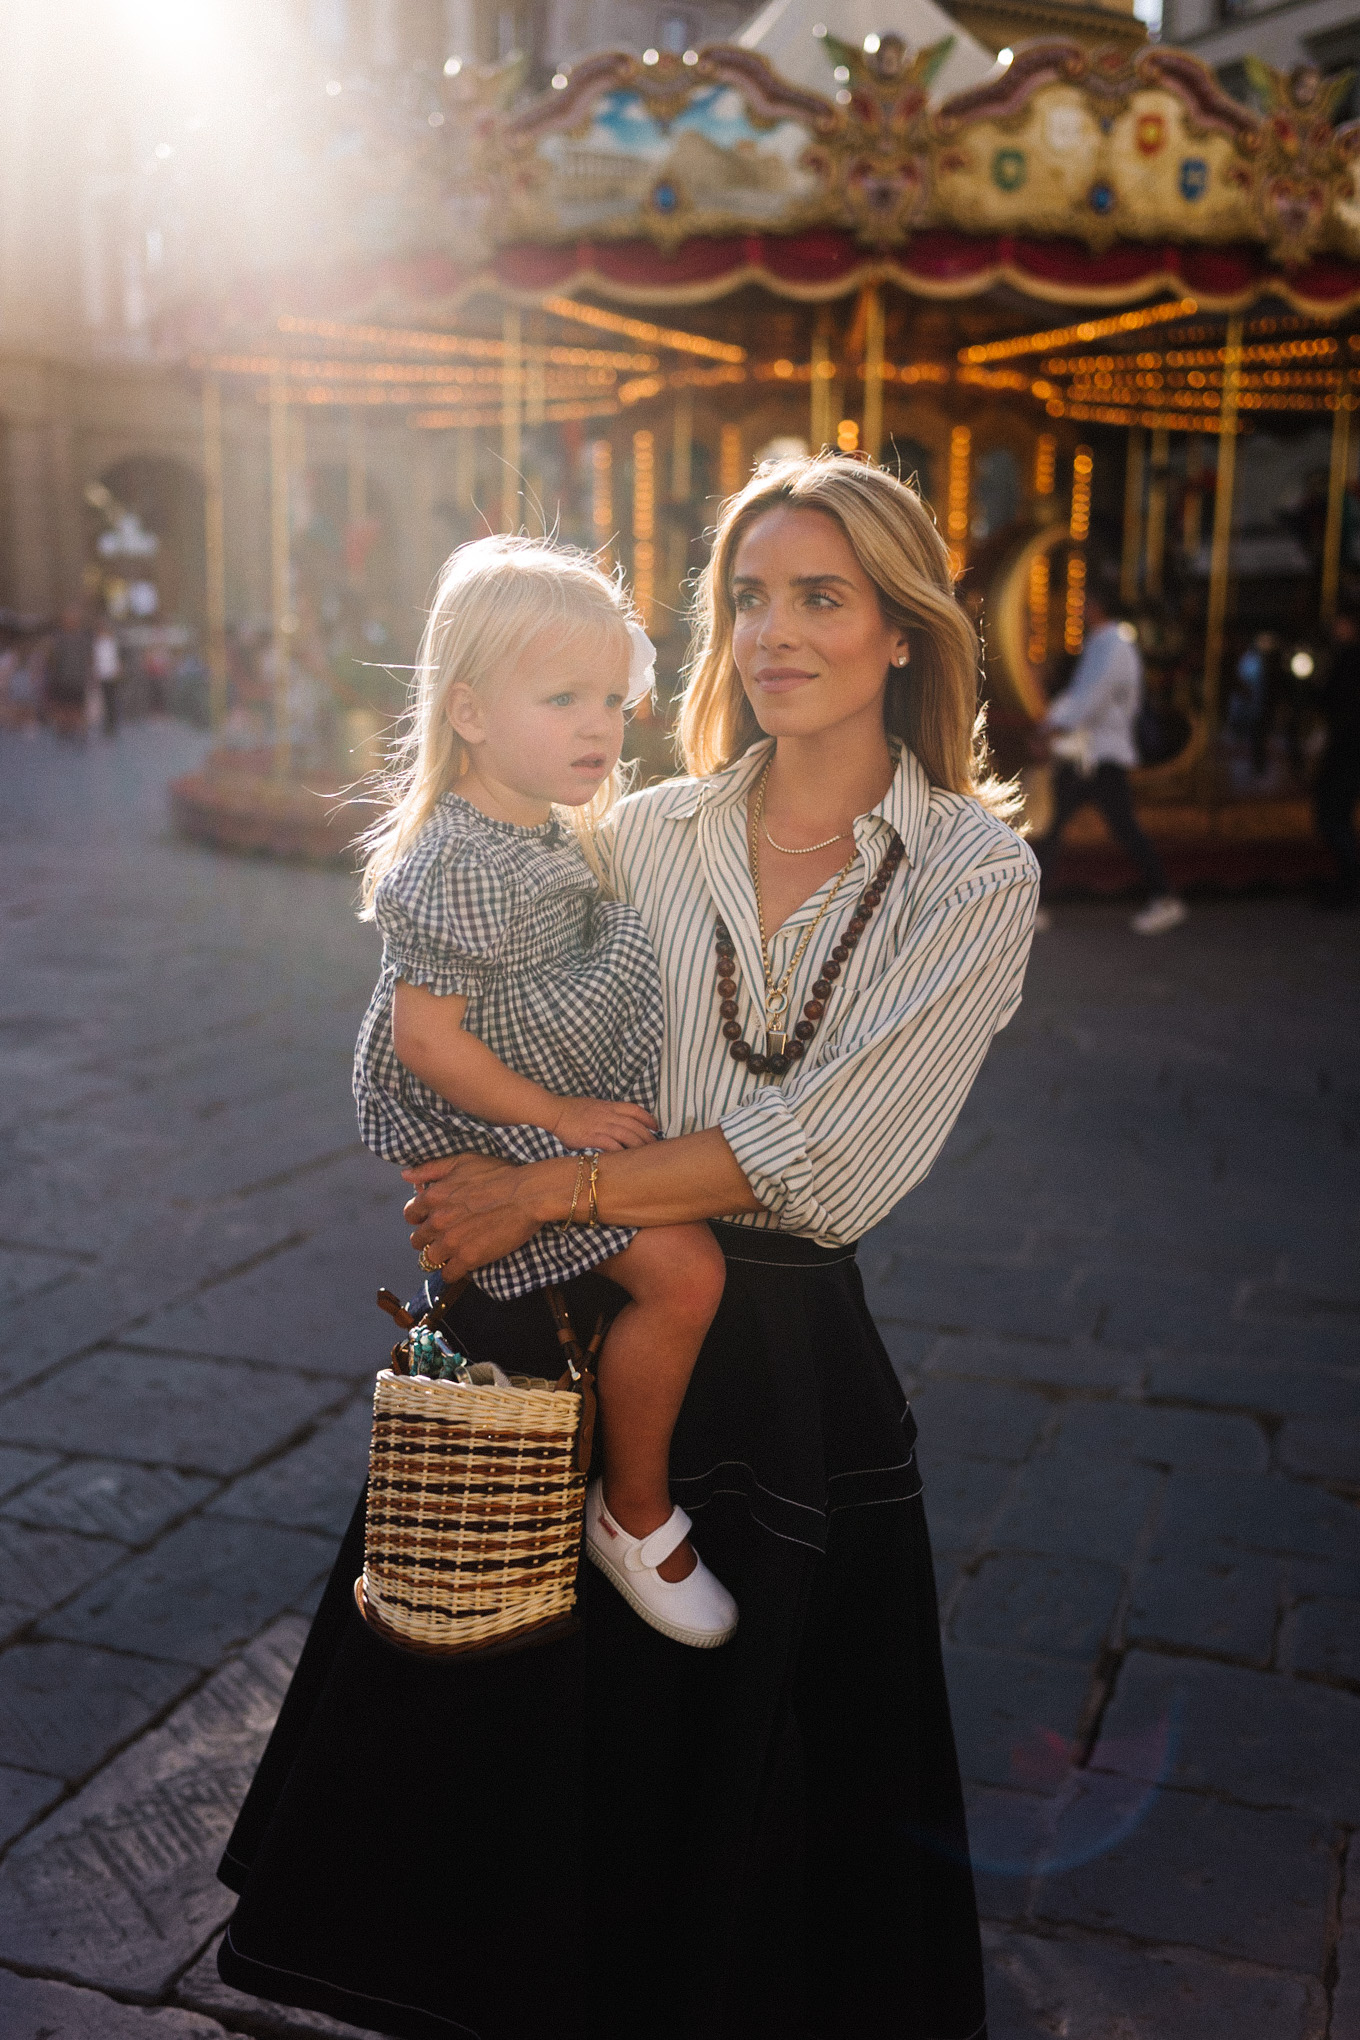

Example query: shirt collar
[667,737,931,869]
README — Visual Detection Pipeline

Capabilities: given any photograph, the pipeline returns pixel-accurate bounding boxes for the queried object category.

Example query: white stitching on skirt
[223,1923,483,2036]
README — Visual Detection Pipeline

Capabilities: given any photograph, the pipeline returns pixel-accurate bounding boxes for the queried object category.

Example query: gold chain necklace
[762,818,849,856]
[749,757,857,1055]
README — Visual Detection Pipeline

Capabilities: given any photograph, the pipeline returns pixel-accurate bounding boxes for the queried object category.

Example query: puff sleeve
[372,842,518,999]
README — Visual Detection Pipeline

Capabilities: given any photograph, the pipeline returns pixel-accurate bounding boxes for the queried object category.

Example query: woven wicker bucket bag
[356,1279,599,1656]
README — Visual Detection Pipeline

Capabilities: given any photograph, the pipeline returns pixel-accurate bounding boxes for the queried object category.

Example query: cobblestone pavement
[0,720,1356,2040]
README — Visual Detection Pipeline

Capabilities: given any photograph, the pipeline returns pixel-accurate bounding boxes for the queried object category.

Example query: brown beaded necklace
[714,813,905,1080]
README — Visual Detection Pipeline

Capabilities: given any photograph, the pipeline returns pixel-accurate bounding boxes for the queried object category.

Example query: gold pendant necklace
[750,757,856,1058]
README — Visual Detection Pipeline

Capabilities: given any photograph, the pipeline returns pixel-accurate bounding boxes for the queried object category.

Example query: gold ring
[417,1245,445,1273]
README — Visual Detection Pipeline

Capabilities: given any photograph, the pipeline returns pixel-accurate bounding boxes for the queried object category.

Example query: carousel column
[524,314,546,533]
[1320,379,1353,630]
[1145,426,1170,603]
[862,286,885,462]
[666,387,693,619]
[719,422,743,498]
[202,374,228,735]
[268,374,292,780]
[1202,314,1242,789]
[454,423,477,540]
[346,407,366,589]
[810,307,834,454]
[590,436,613,566]
[1065,445,1093,654]
[632,427,655,629]
[501,306,522,532]
[1120,425,1144,608]
[946,425,971,577]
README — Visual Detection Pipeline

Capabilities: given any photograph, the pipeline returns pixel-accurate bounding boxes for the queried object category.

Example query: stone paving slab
[1149,1468,1360,1567]
[922,1328,1147,1396]
[0,1617,304,1993]
[206,1395,373,1539]
[0,1444,61,1502]
[1044,1400,1269,1474]
[944,1644,1093,1791]
[1,1462,216,1542]
[0,1516,127,1616]
[874,1255,1104,1343]
[904,1378,1053,1465]
[1278,1596,1360,1684]
[1023,1788,1336,1973]
[1125,1552,1280,1664]
[1333,1834,1360,2040]
[988,1448,1163,1565]
[1,1350,344,1477]
[918,1453,1016,1551]
[0,1639,196,1780]
[0,1968,234,2038]
[0,1761,63,1849]
[982,1924,1327,2040]
[950,1553,1125,1660]
[135,1211,415,1381]
[1276,1417,1360,1484]
[1092,1651,1360,1822]
[1140,1356,1360,1424]
[41,1518,336,1668]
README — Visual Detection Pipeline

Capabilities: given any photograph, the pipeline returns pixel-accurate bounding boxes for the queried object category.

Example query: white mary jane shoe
[584,1481,738,1649]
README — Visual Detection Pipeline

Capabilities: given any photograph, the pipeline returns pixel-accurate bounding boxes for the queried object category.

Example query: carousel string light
[959,296,1199,365]
[410,399,621,429]
[540,294,746,363]
[1027,549,1050,665]
[275,313,656,371]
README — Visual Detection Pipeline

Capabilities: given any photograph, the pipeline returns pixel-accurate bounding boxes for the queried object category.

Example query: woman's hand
[549,1096,658,1152]
[402,1153,556,1279]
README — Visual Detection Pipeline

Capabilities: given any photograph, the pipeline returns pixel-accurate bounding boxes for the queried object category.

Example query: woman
[217,454,1037,2040]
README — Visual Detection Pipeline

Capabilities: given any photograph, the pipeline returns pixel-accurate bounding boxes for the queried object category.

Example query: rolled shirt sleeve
[719,857,1038,1239]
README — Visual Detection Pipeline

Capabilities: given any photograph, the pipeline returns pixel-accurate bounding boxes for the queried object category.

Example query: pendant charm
[766,1031,788,1058]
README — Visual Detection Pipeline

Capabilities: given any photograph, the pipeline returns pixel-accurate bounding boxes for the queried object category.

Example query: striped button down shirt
[606,740,1039,1245]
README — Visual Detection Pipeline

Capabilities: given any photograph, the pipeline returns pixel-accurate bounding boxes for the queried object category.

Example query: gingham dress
[354,793,662,1299]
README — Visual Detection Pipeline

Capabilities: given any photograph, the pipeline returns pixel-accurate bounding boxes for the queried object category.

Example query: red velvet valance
[491,229,1360,316]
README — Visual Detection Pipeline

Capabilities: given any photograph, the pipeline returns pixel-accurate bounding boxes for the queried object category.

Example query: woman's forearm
[523,1127,761,1229]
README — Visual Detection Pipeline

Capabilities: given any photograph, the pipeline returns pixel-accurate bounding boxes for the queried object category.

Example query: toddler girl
[354,536,734,1648]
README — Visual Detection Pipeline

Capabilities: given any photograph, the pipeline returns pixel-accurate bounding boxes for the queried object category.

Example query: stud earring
[895,653,909,667]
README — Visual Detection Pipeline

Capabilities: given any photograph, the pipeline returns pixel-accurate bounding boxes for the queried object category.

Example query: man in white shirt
[1031,564,1188,936]
[93,623,121,735]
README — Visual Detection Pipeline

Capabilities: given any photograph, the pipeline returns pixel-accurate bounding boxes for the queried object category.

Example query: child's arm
[392,980,656,1152]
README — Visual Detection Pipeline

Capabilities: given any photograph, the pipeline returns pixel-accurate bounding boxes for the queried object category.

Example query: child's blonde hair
[678,452,1020,820]
[358,534,634,914]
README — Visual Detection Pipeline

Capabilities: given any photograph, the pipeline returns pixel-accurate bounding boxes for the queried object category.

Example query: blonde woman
[219,455,1038,2040]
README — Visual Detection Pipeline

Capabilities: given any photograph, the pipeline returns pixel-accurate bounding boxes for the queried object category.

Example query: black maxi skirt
[216,1224,986,2040]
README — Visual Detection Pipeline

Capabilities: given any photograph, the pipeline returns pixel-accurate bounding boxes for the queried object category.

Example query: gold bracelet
[586,1154,601,1226]
[564,1154,588,1227]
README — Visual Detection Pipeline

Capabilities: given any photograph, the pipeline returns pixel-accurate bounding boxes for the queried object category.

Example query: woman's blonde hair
[358,534,633,913]
[677,451,1019,819]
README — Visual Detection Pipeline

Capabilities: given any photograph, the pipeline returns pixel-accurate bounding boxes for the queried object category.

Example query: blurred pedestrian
[93,621,121,735]
[1314,606,1360,909]
[1031,562,1188,935]
[44,606,93,741]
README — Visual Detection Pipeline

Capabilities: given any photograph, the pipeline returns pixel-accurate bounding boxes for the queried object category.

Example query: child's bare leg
[596,1222,725,1582]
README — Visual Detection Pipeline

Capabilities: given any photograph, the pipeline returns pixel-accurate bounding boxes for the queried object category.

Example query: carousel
[169,14,1360,886]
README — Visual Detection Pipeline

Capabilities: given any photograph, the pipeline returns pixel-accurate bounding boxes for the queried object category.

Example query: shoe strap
[631,1505,692,1574]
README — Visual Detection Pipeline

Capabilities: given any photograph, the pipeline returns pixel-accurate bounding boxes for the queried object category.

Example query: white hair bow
[625,621,656,706]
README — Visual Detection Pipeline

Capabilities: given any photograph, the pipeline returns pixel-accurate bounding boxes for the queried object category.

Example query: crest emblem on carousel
[801,28,957,243]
